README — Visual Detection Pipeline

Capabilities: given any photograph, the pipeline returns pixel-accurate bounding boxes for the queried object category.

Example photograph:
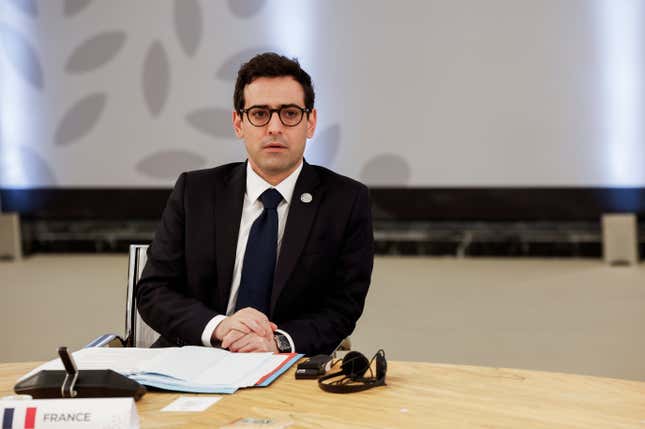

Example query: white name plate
[0,397,139,429]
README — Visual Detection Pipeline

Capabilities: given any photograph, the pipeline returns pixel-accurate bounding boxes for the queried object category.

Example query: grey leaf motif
[186,107,235,139]
[308,124,341,167]
[0,144,58,186]
[0,23,44,89]
[142,41,170,117]
[65,31,126,74]
[216,46,277,81]
[136,150,207,179]
[55,93,107,145]
[360,153,412,185]
[228,0,266,18]
[7,0,38,17]
[174,0,202,57]
[64,0,93,17]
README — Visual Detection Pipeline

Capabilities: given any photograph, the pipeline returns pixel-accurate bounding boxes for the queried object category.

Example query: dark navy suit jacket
[136,161,374,356]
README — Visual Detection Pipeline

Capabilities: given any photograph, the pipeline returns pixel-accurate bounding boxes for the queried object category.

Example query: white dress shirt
[200,161,303,351]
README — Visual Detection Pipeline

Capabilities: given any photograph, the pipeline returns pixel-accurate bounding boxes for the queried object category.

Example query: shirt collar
[246,160,304,205]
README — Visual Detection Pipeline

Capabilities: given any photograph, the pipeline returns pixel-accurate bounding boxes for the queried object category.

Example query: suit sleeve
[136,173,219,346]
[278,184,374,355]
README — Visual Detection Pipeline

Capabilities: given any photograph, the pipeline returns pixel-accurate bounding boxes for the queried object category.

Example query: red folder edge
[255,353,299,385]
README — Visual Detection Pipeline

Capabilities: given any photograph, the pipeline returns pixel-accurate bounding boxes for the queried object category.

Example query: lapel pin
[300,193,313,203]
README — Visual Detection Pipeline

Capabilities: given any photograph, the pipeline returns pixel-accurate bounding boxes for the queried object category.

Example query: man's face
[233,76,317,183]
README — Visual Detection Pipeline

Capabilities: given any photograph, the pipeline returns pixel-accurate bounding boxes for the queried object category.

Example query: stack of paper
[21,347,301,394]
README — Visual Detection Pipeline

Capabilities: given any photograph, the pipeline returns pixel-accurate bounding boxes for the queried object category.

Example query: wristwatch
[274,333,292,353]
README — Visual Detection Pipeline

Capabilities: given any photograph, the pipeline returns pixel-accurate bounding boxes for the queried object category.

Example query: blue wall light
[597,0,644,188]
[0,4,41,188]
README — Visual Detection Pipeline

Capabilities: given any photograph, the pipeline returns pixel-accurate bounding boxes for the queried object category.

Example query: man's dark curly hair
[233,52,315,113]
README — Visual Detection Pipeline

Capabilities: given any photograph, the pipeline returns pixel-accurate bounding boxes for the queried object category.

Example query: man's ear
[306,108,317,139]
[232,110,244,138]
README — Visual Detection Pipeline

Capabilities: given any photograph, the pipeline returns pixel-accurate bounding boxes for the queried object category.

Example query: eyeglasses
[240,105,311,127]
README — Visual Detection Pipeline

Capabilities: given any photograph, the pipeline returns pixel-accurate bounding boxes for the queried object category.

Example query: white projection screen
[1,0,644,188]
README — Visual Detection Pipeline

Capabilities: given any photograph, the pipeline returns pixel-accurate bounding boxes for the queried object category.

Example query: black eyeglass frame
[239,105,312,127]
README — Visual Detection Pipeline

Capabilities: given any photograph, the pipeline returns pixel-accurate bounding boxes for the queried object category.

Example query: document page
[18,347,161,381]
[19,347,302,393]
[197,352,274,386]
[244,354,295,386]
[141,346,233,380]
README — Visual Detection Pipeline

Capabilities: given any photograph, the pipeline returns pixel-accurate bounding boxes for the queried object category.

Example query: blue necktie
[235,188,283,314]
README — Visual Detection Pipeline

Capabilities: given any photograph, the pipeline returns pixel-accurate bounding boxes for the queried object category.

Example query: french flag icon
[2,407,37,429]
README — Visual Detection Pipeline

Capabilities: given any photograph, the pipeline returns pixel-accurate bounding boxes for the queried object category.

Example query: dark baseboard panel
[19,219,635,258]
[2,186,643,257]
[0,188,172,220]
[2,187,645,221]
[369,187,645,221]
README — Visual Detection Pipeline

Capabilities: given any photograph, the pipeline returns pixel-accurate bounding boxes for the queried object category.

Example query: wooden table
[1,360,644,428]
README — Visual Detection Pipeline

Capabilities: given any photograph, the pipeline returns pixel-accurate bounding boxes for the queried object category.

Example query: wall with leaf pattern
[2,0,644,188]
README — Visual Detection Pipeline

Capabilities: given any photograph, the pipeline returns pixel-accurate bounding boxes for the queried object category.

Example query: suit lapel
[271,162,323,314]
[215,163,246,313]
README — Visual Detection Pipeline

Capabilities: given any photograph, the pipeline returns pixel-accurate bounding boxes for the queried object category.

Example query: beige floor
[1,255,644,381]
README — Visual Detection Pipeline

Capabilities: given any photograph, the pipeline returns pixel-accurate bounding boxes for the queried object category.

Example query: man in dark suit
[137,53,374,356]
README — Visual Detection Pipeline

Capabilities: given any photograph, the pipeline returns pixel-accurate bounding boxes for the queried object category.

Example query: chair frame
[86,244,154,348]
[124,244,148,346]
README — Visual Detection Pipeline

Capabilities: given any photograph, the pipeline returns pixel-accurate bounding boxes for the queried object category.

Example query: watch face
[275,334,290,353]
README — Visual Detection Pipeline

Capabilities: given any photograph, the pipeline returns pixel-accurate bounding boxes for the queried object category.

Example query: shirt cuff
[275,328,295,353]
[201,315,227,347]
